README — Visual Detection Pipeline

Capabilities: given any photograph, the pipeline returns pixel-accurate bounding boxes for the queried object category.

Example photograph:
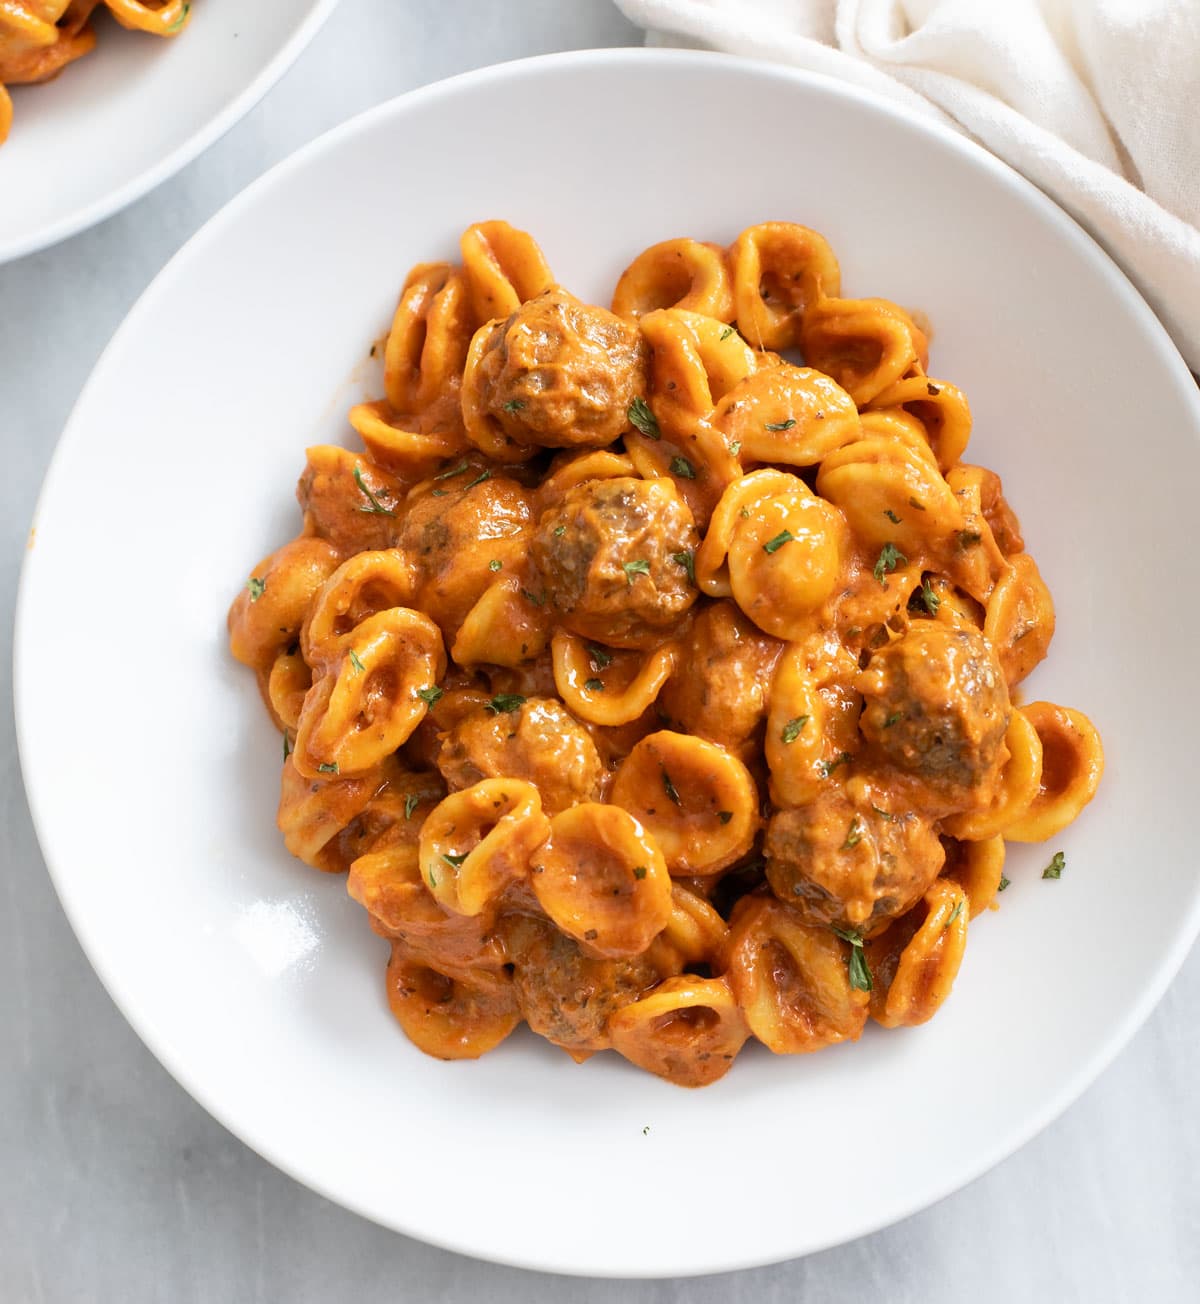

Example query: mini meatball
[764,791,945,936]
[857,622,1009,792]
[659,601,783,753]
[497,914,660,1057]
[397,472,535,637]
[474,287,647,450]
[437,697,603,814]
[296,446,407,553]
[531,476,698,647]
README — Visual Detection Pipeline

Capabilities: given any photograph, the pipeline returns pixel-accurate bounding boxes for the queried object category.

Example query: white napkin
[613,0,1200,373]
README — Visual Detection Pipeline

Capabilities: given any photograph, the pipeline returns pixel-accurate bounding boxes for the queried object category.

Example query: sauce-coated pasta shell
[383,262,473,415]
[610,731,759,876]
[419,778,549,916]
[608,976,750,1087]
[866,879,968,1027]
[385,943,520,1060]
[983,553,1055,687]
[276,754,395,873]
[942,835,1006,917]
[800,296,927,406]
[711,363,860,467]
[459,220,555,325]
[865,375,971,470]
[1002,703,1104,843]
[724,897,870,1053]
[612,239,735,323]
[941,707,1043,840]
[292,607,446,779]
[551,629,677,727]
[530,803,672,958]
[301,549,419,665]
[228,536,342,671]
[729,222,841,350]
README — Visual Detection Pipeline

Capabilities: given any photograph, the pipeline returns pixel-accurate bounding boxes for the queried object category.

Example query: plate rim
[14,46,1200,1277]
[0,0,341,264]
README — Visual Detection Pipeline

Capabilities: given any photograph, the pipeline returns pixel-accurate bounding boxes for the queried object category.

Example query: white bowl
[15,49,1200,1277]
[0,0,338,262]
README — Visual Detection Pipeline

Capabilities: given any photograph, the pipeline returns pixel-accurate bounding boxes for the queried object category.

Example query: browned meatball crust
[659,601,783,753]
[437,697,603,814]
[531,476,698,648]
[764,790,946,937]
[475,287,647,450]
[497,913,659,1055]
[856,622,1009,792]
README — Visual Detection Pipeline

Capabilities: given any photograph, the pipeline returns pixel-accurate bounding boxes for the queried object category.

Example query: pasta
[228,220,1104,1085]
[0,2,191,147]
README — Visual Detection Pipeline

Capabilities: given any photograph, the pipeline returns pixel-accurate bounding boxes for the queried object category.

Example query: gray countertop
[1,2,1197,1299]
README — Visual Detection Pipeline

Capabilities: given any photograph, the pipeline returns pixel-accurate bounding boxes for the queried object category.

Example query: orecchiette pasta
[230,220,1102,1086]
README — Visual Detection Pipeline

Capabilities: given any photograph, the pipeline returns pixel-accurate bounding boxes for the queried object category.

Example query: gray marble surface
[1,1,1197,1299]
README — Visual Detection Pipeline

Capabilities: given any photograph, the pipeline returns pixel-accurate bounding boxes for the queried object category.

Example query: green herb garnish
[348,649,365,674]
[622,559,651,583]
[245,576,266,602]
[317,762,340,775]
[487,694,526,713]
[1042,851,1066,880]
[820,752,853,778]
[765,418,796,432]
[873,542,907,583]
[842,817,863,850]
[585,678,604,692]
[661,768,682,806]
[883,509,901,524]
[434,460,469,480]
[417,685,443,707]
[489,559,503,572]
[671,549,696,584]
[404,793,420,821]
[832,926,873,992]
[502,399,526,414]
[763,530,793,554]
[718,811,733,825]
[627,397,660,440]
[781,716,809,744]
[919,577,941,615]
[353,465,396,516]
[586,643,613,669]
[670,456,696,480]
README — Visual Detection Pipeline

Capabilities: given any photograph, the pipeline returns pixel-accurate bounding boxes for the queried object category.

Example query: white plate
[0,0,338,262]
[15,50,1200,1277]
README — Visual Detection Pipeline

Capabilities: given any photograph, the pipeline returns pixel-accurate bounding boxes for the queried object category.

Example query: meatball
[764,790,945,937]
[437,697,603,814]
[296,446,407,553]
[475,287,647,450]
[396,472,535,637]
[531,477,699,648]
[857,623,1009,792]
[497,913,659,1056]
[659,601,783,753]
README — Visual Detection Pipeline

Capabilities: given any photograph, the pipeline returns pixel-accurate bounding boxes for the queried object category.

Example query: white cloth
[613,0,1200,372]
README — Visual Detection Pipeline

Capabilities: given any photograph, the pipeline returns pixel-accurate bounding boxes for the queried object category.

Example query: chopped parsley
[670,455,696,480]
[946,897,966,927]
[873,542,907,584]
[719,326,735,341]
[998,874,1011,892]
[633,865,648,880]
[442,851,468,868]
[501,398,526,414]
[622,559,651,583]
[918,577,941,615]
[282,733,292,760]
[627,396,660,440]
[671,549,696,584]
[764,418,796,432]
[554,524,566,537]
[463,468,492,490]
[661,767,682,806]
[521,588,546,607]
[883,711,903,728]
[404,792,420,820]
[841,817,863,850]
[586,643,613,669]
[871,805,895,821]
[434,460,469,480]
[487,694,527,714]
[926,382,941,396]
[416,685,443,706]
[781,715,809,744]
[489,559,503,572]
[317,762,340,775]
[832,926,873,992]
[348,649,365,675]
[763,529,794,555]
[727,439,742,457]
[883,509,902,524]
[908,497,927,511]
[1042,851,1066,880]
[168,2,190,33]
[958,530,983,548]
[245,576,266,602]
[718,811,733,825]
[584,678,604,692]
[353,465,396,516]
[820,752,853,778]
